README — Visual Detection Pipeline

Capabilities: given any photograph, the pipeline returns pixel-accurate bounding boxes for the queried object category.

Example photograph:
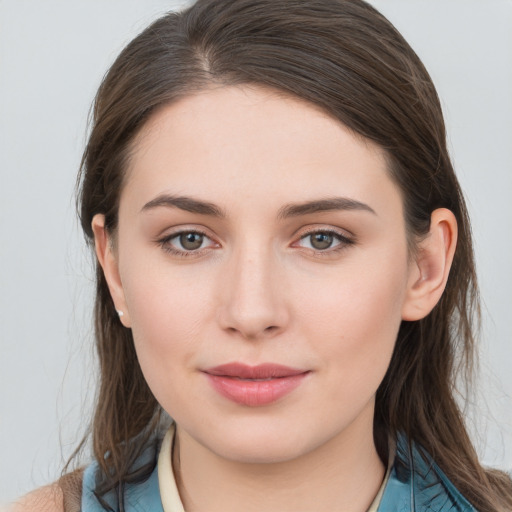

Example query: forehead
[122,85,402,219]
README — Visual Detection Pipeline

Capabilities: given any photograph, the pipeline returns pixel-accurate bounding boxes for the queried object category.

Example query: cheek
[128,280,196,342]
[119,259,214,397]
[122,244,212,338]
[295,252,408,395]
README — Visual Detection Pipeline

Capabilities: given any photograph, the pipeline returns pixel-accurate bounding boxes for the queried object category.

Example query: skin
[6,487,62,512]
[17,85,455,512]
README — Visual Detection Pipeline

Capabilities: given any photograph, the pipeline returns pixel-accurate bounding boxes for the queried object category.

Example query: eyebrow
[141,194,227,218]
[141,194,376,219]
[277,197,376,219]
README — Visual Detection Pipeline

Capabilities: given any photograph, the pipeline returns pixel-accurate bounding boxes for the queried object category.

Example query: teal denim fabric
[377,434,476,511]
[82,434,476,511]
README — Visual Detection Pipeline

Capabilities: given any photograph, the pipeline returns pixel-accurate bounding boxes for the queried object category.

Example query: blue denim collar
[377,433,476,512]
[83,432,476,511]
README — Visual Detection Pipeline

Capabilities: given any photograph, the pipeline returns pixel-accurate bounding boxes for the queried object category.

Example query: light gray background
[1,0,511,504]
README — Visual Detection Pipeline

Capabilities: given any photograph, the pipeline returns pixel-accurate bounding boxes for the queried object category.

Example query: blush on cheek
[305,275,404,373]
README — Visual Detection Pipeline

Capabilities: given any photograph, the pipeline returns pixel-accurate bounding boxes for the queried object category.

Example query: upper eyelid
[157,226,214,241]
[157,230,218,257]
[291,227,356,253]
[295,225,354,240]
[155,228,216,252]
[156,225,354,248]
[163,229,216,245]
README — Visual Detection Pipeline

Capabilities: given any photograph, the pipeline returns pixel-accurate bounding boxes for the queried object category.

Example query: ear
[91,214,131,328]
[401,208,457,321]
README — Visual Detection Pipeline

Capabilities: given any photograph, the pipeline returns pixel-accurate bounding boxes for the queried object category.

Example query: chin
[218,439,308,465]
[203,420,324,465]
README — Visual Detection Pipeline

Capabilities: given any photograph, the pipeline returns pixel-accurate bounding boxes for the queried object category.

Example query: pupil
[180,232,203,250]
[311,233,333,250]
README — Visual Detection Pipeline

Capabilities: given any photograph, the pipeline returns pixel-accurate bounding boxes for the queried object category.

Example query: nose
[217,243,289,340]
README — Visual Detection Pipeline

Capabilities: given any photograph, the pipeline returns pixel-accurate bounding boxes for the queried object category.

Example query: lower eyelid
[299,230,352,243]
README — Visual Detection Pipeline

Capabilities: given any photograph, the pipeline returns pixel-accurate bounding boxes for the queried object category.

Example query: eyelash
[157,228,355,258]
[157,229,214,258]
[294,228,355,257]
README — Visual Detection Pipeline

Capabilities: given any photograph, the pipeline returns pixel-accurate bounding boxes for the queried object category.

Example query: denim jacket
[82,433,476,512]
[377,434,476,511]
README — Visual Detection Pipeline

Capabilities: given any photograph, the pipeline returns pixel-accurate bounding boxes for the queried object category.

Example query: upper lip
[204,363,308,379]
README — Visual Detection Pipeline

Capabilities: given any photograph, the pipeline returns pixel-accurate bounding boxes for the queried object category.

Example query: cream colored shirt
[158,424,185,512]
[157,424,391,512]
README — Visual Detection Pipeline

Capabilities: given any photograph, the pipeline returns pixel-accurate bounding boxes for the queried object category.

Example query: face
[102,85,418,463]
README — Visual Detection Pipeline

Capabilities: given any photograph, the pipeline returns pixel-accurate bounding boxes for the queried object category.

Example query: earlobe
[91,214,131,328]
[401,208,458,321]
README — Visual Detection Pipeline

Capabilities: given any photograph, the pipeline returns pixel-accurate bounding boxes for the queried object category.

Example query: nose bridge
[218,235,287,339]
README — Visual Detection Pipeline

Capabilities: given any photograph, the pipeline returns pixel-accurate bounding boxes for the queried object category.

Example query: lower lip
[205,373,309,407]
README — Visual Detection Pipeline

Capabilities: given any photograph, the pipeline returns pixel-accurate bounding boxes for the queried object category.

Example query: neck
[172,405,385,512]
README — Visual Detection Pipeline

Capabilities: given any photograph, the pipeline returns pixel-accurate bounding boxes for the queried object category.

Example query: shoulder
[5,484,64,512]
[6,469,83,512]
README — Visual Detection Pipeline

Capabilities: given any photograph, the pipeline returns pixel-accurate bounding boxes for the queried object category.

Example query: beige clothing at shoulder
[367,462,391,512]
[158,424,186,512]
[158,424,391,512]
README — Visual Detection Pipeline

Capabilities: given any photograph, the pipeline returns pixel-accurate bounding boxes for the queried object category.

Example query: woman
[11,0,512,510]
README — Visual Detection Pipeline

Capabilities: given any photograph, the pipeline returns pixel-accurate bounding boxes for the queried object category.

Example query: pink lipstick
[203,363,309,407]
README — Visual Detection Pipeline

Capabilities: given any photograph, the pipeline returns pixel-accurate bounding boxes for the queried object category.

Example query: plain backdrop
[1,0,511,504]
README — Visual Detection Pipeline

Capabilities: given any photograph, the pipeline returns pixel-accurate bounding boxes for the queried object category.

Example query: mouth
[203,363,310,407]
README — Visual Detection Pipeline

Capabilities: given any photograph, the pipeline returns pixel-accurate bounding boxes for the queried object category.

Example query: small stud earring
[116,310,124,317]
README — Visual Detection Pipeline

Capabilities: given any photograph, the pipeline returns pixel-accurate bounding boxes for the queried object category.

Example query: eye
[177,232,206,250]
[295,229,354,252]
[304,232,337,250]
[158,229,217,256]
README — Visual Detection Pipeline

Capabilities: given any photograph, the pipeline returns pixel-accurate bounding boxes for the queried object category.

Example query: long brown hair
[74,0,512,510]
